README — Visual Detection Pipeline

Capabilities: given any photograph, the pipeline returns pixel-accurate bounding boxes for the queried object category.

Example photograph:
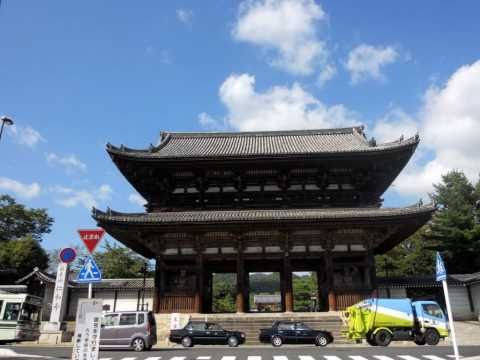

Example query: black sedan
[259,321,333,347]
[169,321,246,347]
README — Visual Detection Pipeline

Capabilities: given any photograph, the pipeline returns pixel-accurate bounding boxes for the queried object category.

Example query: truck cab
[412,301,449,340]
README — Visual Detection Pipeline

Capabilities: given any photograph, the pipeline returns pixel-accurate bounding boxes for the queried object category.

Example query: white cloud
[317,63,337,87]
[46,152,87,173]
[390,60,480,198]
[372,108,418,143]
[128,193,147,207]
[201,73,358,131]
[9,125,44,147]
[345,44,398,84]
[176,8,193,24]
[0,177,41,199]
[232,0,329,75]
[51,184,113,209]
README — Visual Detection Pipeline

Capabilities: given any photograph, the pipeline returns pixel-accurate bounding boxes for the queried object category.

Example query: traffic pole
[442,279,459,360]
[88,282,92,299]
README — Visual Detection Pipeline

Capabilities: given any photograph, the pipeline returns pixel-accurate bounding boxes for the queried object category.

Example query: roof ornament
[106,206,112,215]
[368,137,377,147]
[120,144,125,151]
[415,132,420,141]
[417,198,423,208]
[149,143,155,152]
[399,135,404,142]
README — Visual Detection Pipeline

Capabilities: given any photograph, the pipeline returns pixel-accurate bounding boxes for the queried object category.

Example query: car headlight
[241,333,245,338]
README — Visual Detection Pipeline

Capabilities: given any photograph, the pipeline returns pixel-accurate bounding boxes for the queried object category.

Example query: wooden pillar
[195,256,204,313]
[153,257,165,313]
[325,248,336,311]
[236,235,246,313]
[284,256,293,312]
[365,239,376,290]
[236,256,245,313]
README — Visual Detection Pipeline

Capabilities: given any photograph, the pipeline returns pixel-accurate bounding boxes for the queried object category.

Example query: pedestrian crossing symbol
[77,256,102,283]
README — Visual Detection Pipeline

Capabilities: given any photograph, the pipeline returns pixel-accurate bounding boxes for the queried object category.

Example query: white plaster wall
[94,290,116,312]
[41,284,54,321]
[449,286,474,320]
[115,291,140,311]
[377,287,407,298]
[470,283,480,320]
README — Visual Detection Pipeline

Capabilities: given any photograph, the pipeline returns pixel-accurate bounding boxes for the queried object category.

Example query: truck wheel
[366,336,377,346]
[181,336,193,348]
[425,329,440,345]
[414,334,426,345]
[374,329,392,347]
[271,335,283,347]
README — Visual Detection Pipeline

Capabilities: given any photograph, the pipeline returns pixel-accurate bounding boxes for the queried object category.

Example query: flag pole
[442,279,459,360]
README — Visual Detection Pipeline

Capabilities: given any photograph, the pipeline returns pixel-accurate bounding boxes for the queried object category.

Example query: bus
[0,293,42,343]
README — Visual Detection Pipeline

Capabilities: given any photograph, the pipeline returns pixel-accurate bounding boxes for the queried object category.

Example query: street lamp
[0,116,14,142]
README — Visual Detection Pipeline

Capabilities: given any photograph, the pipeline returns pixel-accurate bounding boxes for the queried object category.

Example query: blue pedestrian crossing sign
[77,256,102,283]
[436,251,447,281]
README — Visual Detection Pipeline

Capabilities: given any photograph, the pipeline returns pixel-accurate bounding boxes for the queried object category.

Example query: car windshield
[422,304,444,319]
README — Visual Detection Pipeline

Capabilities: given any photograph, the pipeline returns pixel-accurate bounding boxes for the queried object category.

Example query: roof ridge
[164,126,361,138]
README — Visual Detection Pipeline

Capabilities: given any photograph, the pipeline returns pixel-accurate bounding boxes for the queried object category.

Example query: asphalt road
[1,345,480,360]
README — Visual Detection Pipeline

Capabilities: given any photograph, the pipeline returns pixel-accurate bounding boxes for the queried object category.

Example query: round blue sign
[59,247,77,263]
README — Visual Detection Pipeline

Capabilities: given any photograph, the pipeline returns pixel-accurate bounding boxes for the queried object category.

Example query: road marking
[447,356,463,359]
[299,356,315,360]
[423,356,448,360]
[99,358,112,360]
[373,356,396,360]
[121,358,137,360]
[274,356,289,360]
[324,356,343,360]
[247,356,261,360]
[169,357,186,360]
[220,357,236,360]
[197,357,211,360]
[398,356,422,360]
[145,357,162,360]
[349,356,370,360]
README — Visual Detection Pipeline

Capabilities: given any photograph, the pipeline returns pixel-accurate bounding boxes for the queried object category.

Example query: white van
[0,293,42,343]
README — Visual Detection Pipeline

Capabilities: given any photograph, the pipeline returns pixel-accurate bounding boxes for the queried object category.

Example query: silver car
[100,311,157,351]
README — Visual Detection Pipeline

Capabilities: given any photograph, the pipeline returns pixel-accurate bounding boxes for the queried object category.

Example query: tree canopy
[377,170,480,276]
[0,195,52,283]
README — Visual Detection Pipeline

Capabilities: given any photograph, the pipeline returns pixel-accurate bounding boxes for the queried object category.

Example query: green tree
[293,273,317,311]
[376,226,436,277]
[89,240,148,278]
[212,273,236,313]
[427,171,480,273]
[0,195,53,242]
[0,236,49,281]
[0,195,52,283]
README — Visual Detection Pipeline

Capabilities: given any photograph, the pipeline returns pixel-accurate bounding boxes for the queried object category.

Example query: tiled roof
[106,127,419,160]
[93,203,435,225]
[377,274,480,288]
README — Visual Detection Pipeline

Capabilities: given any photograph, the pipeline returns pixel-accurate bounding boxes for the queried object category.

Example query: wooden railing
[158,294,196,313]
[335,290,371,310]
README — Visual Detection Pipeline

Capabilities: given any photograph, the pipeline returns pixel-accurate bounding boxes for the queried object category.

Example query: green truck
[343,298,449,346]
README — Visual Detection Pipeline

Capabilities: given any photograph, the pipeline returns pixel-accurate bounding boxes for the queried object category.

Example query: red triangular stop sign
[78,228,105,253]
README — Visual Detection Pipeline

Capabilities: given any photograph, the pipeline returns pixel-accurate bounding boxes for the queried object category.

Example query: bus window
[20,303,40,322]
[3,303,21,321]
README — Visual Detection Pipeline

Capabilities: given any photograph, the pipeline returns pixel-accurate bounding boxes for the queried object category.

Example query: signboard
[49,262,69,326]
[170,313,181,330]
[77,257,102,283]
[59,247,77,264]
[71,298,103,360]
[436,251,447,281]
[78,229,105,253]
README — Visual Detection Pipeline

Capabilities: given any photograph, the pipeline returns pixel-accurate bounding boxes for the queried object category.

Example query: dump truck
[342,298,449,346]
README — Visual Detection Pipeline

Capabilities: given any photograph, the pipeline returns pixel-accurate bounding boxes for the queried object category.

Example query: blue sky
[1,0,480,251]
